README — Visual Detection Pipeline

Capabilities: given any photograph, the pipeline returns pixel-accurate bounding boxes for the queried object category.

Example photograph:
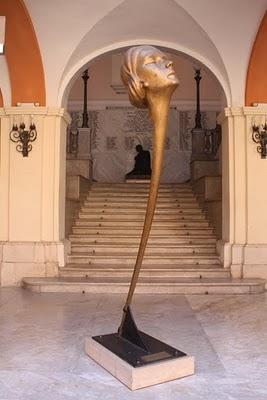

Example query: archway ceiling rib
[175,0,267,107]
[0,55,11,106]
[0,0,45,106]
[24,0,267,106]
[60,0,230,106]
[246,11,267,105]
[24,0,125,106]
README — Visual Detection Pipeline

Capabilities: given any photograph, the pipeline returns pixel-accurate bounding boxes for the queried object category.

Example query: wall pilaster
[218,106,267,282]
[0,106,70,285]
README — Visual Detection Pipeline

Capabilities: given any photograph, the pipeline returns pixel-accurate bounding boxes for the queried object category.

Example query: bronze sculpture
[119,45,179,337]
[88,47,194,381]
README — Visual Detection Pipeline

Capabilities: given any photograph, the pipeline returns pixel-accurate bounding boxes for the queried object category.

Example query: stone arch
[245,11,267,105]
[0,54,11,106]
[58,39,230,108]
[57,0,231,107]
[0,0,46,105]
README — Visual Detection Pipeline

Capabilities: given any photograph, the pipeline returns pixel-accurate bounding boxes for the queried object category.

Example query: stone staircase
[65,182,223,278]
[23,182,265,294]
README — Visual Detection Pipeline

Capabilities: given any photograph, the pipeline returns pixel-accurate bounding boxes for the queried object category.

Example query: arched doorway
[63,45,227,242]
[1,0,263,291]
[1,1,267,289]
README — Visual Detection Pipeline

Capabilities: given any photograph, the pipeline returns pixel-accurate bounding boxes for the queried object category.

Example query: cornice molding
[217,105,267,124]
[67,99,223,112]
[0,106,71,123]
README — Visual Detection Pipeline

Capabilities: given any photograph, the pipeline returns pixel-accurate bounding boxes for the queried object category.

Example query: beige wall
[0,107,69,242]
[1,104,267,286]
[0,106,70,285]
[219,106,267,282]
[1,2,267,288]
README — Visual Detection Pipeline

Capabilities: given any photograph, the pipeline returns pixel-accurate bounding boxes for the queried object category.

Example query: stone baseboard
[217,242,267,286]
[0,241,66,286]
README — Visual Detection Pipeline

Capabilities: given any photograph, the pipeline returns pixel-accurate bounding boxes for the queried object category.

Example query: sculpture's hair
[121,46,149,109]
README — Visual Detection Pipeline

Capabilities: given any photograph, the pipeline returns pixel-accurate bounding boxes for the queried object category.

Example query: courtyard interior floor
[0,288,267,400]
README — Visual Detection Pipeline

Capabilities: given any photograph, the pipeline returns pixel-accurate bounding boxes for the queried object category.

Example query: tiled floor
[0,288,266,399]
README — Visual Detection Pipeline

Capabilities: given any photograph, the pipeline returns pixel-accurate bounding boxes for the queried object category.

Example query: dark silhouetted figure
[126,144,152,178]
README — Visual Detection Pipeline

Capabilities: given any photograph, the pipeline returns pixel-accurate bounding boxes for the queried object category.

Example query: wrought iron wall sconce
[10,122,37,157]
[252,121,267,159]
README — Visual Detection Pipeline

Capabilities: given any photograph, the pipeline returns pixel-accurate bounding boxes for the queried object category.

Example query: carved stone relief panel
[67,107,219,182]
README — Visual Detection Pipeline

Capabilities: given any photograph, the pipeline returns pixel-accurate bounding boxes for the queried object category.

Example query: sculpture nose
[166,60,173,68]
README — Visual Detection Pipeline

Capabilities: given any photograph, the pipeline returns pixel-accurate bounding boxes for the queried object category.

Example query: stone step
[67,254,221,265]
[70,244,216,255]
[82,204,201,211]
[84,201,198,208]
[87,194,195,201]
[83,199,198,206]
[59,265,230,279]
[88,190,195,196]
[91,183,189,188]
[68,236,217,245]
[80,207,204,215]
[61,182,228,294]
[22,277,266,294]
[74,220,210,228]
[91,184,188,187]
[90,190,194,196]
[78,212,206,220]
[85,198,197,204]
[72,227,214,235]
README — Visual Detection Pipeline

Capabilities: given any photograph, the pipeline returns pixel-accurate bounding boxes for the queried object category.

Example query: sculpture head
[136,144,143,153]
[121,45,179,108]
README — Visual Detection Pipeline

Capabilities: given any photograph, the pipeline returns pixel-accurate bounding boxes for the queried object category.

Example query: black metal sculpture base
[92,307,186,368]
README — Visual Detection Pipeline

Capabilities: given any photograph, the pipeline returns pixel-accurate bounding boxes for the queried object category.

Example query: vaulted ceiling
[1,0,266,106]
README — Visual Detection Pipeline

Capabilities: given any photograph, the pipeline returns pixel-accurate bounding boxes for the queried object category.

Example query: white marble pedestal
[85,337,195,390]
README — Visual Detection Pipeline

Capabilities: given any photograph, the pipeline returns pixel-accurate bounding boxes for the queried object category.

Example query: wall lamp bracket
[10,122,37,157]
[252,122,267,159]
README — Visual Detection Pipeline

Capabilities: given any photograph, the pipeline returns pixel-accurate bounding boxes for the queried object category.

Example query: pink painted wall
[68,52,223,103]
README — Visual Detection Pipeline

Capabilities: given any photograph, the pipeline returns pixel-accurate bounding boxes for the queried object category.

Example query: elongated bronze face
[136,47,179,92]
[119,45,180,323]
[121,45,179,108]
